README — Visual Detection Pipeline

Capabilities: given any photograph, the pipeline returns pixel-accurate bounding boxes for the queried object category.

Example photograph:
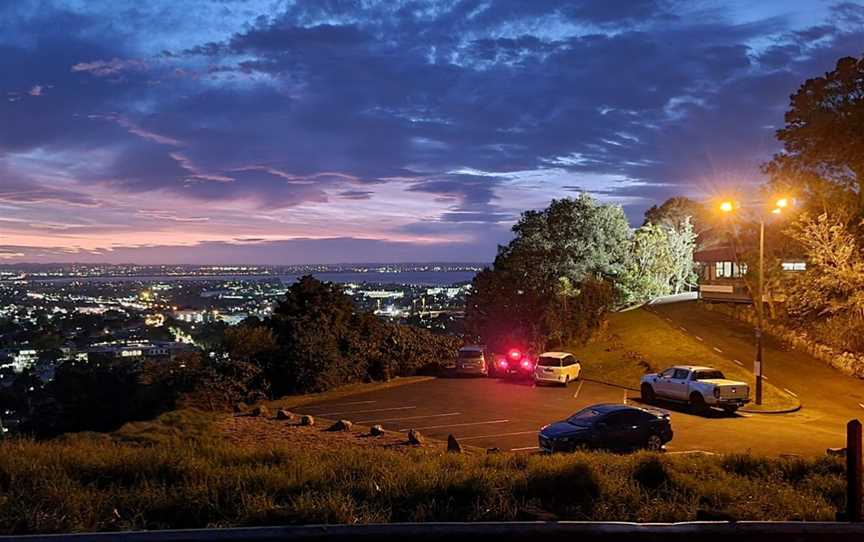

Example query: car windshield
[537,356,561,367]
[458,351,482,359]
[567,408,602,425]
[692,370,725,380]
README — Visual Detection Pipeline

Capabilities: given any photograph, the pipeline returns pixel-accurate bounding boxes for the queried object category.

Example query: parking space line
[694,335,704,342]
[679,326,687,332]
[783,388,798,398]
[762,375,769,381]
[511,446,539,452]
[358,412,460,424]
[733,359,743,366]
[458,430,537,441]
[317,406,415,417]
[858,403,864,410]
[304,400,376,409]
[573,380,584,399]
[399,419,509,432]
[713,347,723,353]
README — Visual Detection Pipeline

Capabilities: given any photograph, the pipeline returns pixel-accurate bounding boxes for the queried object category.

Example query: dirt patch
[216,413,444,454]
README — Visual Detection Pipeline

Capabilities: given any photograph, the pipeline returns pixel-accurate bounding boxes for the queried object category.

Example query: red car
[492,348,535,379]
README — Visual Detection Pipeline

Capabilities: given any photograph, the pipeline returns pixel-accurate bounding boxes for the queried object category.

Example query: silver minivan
[456,345,488,376]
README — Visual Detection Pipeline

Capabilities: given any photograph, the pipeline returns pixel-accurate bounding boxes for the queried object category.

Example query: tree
[767,55,864,215]
[466,195,629,351]
[620,217,696,303]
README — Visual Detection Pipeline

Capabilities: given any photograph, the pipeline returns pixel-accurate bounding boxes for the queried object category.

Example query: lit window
[716,261,746,278]
[782,262,806,272]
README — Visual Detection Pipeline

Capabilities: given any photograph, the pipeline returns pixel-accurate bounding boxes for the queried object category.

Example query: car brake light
[498,359,508,369]
[508,349,521,360]
[521,360,532,369]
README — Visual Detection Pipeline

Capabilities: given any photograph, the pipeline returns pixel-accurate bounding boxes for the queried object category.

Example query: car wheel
[640,383,655,403]
[564,375,570,387]
[690,392,708,414]
[646,434,664,452]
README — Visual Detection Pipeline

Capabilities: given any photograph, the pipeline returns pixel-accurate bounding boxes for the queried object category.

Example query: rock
[233,402,248,414]
[447,434,463,453]
[370,424,384,436]
[328,419,353,432]
[407,428,424,445]
[299,415,315,426]
[250,405,269,417]
[827,447,846,456]
[275,409,293,421]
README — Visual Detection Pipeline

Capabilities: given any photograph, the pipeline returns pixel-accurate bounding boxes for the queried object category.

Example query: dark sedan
[539,403,672,453]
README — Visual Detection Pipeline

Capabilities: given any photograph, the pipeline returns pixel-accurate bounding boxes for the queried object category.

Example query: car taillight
[498,359,508,369]
[508,349,521,360]
[521,360,532,369]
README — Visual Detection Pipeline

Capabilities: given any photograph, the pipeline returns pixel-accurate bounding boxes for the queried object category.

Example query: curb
[740,401,802,415]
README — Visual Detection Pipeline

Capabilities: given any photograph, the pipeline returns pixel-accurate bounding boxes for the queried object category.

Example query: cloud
[71,57,148,76]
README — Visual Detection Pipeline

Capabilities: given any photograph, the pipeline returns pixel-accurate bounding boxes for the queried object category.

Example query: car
[533,351,581,386]
[640,365,750,414]
[455,345,488,376]
[539,403,672,453]
[493,348,535,379]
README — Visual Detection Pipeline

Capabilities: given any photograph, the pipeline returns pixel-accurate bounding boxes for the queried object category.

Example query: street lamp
[719,197,790,406]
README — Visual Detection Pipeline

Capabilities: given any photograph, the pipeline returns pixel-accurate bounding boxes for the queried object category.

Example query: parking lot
[293,376,850,456]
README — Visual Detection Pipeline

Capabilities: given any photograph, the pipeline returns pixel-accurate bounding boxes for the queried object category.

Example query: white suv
[534,352,581,386]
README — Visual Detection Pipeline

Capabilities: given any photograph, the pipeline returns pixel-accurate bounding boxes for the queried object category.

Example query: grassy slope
[573,308,798,411]
[0,409,845,534]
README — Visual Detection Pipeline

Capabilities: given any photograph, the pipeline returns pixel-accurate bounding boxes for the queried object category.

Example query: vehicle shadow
[628,397,746,419]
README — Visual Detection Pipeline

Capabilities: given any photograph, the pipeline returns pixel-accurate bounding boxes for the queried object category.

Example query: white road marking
[783,388,798,398]
[358,412,460,424]
[694,335,704,342]
[733,359,743,366]
[399,419,509,432]
[738,412,753,418]
[762,375,769,381]
[317,406,415,417]
[858,403,864,410]
[713,347,723,353]
[679,326,688,332]
[511,446,539,452]
[458,430,537,441]
[623,390,628,405]
[573,380,584,399]
[666,450,718,456]
[305,400,376,409]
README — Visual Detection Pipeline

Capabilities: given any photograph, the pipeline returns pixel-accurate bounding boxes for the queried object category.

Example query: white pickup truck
[640,365,750,414]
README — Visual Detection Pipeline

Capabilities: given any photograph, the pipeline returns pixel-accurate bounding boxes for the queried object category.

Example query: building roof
[693,247,737,262]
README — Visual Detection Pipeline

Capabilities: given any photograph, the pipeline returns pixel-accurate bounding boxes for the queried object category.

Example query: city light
[719,200,734,213]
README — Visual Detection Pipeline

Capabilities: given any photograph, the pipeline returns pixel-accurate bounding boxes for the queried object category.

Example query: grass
[572,308,799,411]
[0,420,846,534]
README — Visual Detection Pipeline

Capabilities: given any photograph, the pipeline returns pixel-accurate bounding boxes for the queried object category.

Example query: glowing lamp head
[719,201,734,213]
[775,197,789,209]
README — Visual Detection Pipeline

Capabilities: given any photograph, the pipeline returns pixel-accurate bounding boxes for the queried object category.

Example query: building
[86,341,194,362]
[695,247,806,304]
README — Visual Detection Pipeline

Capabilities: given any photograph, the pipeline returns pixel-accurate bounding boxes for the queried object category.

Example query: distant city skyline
[2,1,863,264]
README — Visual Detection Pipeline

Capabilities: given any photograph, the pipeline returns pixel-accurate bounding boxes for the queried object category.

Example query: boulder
[370,424,385,436]
[328,419,353,432]
[275,409,293,421]
[407,428,424,445]
[447,434,463,453]
[299,415,315,426]
[250,405,269,417]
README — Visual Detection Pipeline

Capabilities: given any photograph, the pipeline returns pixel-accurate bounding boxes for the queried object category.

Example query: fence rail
[6,522,864,542]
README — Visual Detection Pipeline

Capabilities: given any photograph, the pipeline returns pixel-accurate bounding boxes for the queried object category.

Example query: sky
[1,0,862,265]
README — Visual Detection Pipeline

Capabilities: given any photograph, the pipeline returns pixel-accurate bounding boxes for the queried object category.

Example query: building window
[716,261,746,278]
[782,261,806,271]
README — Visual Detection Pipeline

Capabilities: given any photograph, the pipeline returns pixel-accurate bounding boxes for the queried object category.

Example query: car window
[672,369,690,380]
[537,356,561,367]
[567,407,602,425]
[660,368,675,378]
[602,412,637,427]
[565,355,577,366]
[692,370,724,380]
[458,350,482,359]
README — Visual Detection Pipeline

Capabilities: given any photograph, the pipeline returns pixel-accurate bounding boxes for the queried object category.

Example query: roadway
[293,369,853,456]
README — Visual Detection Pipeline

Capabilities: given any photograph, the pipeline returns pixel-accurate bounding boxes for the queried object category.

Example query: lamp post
[720,197,789,406]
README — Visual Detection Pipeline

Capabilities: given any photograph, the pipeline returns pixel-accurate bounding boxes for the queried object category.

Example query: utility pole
[755,220,764,405]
